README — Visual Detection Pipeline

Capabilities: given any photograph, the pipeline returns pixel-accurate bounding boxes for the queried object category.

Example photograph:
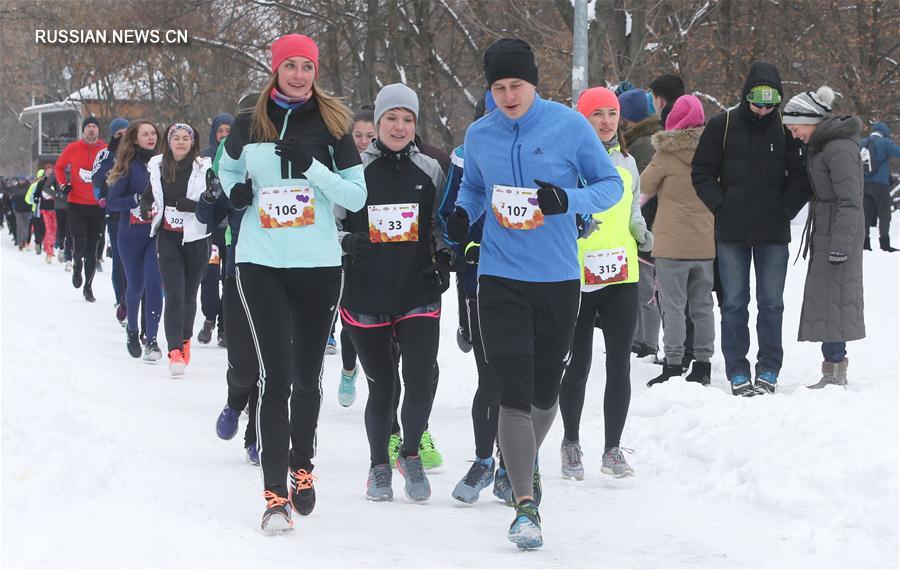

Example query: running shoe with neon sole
[388,433,402,469]
[338,367,358,407]
[261,491,293,533]
[508,499,542,550]
[418,431,443,470]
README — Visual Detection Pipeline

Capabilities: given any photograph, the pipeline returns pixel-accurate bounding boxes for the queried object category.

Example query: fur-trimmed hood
[650,127,703,164]
[623,115,661,142]
[809,115,862,152]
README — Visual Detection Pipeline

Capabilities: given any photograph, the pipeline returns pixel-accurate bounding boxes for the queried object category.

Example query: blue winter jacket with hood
[201,113,235,160]
[861,122,900,186]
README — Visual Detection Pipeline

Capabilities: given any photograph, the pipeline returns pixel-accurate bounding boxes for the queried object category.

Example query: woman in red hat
[217,33,367,533]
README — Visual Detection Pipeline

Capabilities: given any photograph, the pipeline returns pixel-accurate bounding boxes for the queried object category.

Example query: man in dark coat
[691,62,811,396]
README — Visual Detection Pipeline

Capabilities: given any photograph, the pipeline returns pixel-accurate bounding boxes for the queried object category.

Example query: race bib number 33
[368,203,419,243]
[491,185,544,230]
[584,247,628,287]
[258,184,315,229]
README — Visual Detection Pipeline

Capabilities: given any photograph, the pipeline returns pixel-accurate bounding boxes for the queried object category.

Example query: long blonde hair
[250,74,352,142]
[107,120,159,185]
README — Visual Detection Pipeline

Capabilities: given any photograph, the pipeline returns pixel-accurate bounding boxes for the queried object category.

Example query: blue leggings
[118,230,163,342]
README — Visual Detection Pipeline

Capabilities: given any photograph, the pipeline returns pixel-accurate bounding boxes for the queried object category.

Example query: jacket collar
[495,92,543,131]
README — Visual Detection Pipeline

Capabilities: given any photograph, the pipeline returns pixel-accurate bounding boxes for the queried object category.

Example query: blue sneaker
[730,375,755,397]
[216,405,240,440]
[508,500,543,550]
[325,335,337,355]
[246,443,260,465]
[493,467,515,506]
[338,367,358,407]
[755,371,778,394]
[452,457,495,504]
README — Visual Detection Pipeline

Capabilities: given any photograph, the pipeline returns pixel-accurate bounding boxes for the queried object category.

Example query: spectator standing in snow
[859,121,900,251]
[782,88,866,389]
[691,62,810,397]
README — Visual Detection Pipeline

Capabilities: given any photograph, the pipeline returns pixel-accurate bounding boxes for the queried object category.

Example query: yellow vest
[577,146,638,290]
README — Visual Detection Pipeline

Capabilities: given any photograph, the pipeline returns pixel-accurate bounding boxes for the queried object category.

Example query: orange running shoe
[261,490,293,533]
[289,468,318,516]
[182,339,192,366]
[168,349,185,377]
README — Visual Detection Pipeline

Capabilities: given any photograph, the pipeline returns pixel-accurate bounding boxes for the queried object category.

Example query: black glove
[175,197,197,213]
[341,232,374,260]
[829,251,848,264]
[428,252,452,294]
[534,179,569,215]
[229,180,253,210]
[60,183,72,195]
[202,169,223,203]
[447,207,470,244]
[139,191,154,221]
[464,241,480,264]
[274,139,313,173]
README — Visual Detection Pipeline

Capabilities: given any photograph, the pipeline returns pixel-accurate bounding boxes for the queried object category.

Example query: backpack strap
[722,109,730,151]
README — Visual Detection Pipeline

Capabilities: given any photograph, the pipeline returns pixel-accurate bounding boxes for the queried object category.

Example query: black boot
[863,235,872,251]
[647,363,683,387]
[685,361,711,386]
[680,352,694,373]
[879,236,898,252]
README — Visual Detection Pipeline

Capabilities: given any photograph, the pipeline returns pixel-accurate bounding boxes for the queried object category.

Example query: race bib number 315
[368,203,419,243]
[584,247,628,287]
[491,185,544,230]
[258,184,315,229]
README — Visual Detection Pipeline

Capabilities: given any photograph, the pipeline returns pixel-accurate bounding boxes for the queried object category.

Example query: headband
[168,123,195,144]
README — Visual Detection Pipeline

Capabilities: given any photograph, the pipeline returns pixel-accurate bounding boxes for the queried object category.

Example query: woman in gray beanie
[782,86,865,389]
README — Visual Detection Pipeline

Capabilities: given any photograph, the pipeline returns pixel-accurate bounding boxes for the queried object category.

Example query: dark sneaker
[754,371,778,394]
[261,491,293,533]
[126,329,142,358]
[143,341,162,362]
[216,405,240,440]
[647,363,682,387]
[493,467,515,506]
[83,286,96,303]
[456,327,472,353]
[730,375,755,397]
[246,443,260,465]
[289,468,317,516]
[197,319,215,344]
[685,361,711,386]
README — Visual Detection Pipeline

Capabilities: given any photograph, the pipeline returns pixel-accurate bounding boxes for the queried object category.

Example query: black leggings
[560,283,638,448]
[68,203,105,287]
[55,209,73,260]
[340,327,357,371]
[466,295,500,460]
[236,263,341,497]
[223,277,258,446]
[201,228,227,325]
[156,231,209,352]
[346,315,440,466]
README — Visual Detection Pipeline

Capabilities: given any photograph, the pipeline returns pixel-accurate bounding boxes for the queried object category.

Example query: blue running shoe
[730,374,755,397]
[246,443,260,465]
[452,457,495,504]
[493,467,515,506]
[508,500,543,550]
[338,367,358,407]
[325,335,337,355]
[755,371,778,394]
[216,405,240,440]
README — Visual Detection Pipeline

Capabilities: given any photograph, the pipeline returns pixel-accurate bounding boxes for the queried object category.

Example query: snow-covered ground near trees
[2,221,898,568]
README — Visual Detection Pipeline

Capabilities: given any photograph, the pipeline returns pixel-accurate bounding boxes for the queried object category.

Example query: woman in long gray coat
[782,87,865,388]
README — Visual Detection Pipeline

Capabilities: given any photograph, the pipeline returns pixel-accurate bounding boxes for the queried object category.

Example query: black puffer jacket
[691,62,811,244]
[340,140,449,315]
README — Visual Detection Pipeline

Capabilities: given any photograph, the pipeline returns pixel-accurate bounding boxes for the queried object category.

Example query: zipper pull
[770,143,774,152]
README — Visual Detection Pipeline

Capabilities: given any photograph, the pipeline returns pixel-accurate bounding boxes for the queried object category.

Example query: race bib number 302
[368,203,419,243]
[584,247,628,287]
[258,184,315,229]
[163,206,184,232]
[491,185,544,230]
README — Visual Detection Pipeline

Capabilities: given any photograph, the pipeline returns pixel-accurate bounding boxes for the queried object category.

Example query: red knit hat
[271,34,319,76]
[665,95,705,130]
[576,87,620,118]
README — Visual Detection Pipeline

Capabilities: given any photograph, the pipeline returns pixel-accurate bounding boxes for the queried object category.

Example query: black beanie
[82,116,100,131]
[483,38,538,87]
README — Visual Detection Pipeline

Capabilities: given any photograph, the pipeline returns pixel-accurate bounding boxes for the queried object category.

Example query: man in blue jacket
[447,38,622,550]
[861,121,900,252]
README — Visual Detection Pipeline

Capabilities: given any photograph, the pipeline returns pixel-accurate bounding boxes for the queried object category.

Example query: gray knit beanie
[782,86,836,125]
[374,83,419,125]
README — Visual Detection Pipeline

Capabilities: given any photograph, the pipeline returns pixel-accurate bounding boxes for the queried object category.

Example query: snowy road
[2,224,898,568]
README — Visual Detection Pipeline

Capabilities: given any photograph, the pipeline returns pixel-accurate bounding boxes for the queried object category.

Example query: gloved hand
[202,169,223,203]
[829,251,848,264]
[139,192,155,220]
[636,228,654,252]
[229,180,253,210]
[60,183,72,195]
[464,241,480,264]
[428,251,452,293]
[534,179,568,215]
[97,197,107,209]
[274,139,313,173]
[447,207,469,243]
[175,197,197,213]
[341,232,374,260]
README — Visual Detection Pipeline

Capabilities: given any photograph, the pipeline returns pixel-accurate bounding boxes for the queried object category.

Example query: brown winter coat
[798,115,866,343]
[623,115,662,173]
[641,127,714,259]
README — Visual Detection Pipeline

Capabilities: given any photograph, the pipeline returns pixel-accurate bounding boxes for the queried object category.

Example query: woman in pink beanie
[217,33,367,533]
[641,94,716,388]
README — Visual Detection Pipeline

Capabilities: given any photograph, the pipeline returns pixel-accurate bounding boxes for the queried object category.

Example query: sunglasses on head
[750,101,778,109]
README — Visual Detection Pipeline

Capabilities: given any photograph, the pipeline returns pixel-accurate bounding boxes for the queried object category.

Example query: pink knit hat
[271,34,319,76]
[665,95,705,130]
